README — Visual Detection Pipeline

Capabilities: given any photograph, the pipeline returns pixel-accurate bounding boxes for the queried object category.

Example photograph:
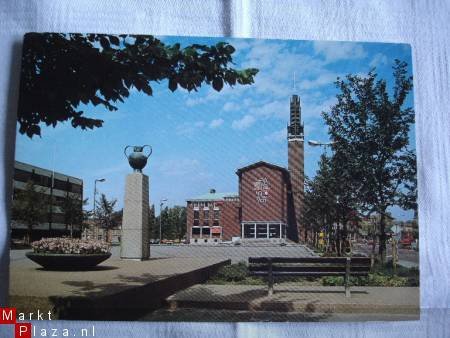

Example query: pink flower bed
[31,238,110,254]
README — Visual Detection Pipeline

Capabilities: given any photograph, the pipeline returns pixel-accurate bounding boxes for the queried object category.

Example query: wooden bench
[248,256,371,297]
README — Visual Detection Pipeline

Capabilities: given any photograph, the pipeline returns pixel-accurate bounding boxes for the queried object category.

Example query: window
[213,220,219,226]
[244,224,255,238]
[193,210,199,220]
[192,227,200,236]
[71,183,82,194]
[269,224,281,238]
[202,227,210,236]
[214,210,220,220]
[256,224,268,238]
[14,169,31,183]
[193,202,199,207]
[203,220,209,226]
[203,210,209,219]
[193,220,199,226]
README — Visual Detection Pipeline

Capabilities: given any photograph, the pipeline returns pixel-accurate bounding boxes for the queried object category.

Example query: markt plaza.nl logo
[1,308,31,338]
[1,307,95,337]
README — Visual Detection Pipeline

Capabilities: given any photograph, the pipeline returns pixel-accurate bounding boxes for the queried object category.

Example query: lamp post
[93,178,106,231]
[159,198,168,244]
[308,140,336,154]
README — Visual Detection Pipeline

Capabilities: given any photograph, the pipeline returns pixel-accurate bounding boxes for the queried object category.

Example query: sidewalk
[162,284,419,321]
[10,256,230,320]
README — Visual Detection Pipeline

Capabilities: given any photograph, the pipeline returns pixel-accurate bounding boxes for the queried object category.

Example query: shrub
[31,238,110,254]
[214,262,248,282]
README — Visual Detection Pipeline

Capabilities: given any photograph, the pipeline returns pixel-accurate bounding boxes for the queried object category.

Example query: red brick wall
[186,199,240,241]
[220,200,241,240]
[239,165,288,223]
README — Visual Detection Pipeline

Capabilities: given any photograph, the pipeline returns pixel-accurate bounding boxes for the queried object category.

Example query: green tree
[18,33,258,137]
[322,60,415,263]
[60,191,88,237]
[147,204,157,240]
[95,193,117,242]
[12,180,49,244]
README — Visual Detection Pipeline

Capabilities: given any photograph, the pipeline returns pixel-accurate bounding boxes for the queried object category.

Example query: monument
[120,145,152,260]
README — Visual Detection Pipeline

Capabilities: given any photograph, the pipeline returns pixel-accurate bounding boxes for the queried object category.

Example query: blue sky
[15,36,414,220]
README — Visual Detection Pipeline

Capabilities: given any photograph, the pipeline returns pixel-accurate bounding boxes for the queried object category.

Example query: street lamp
[159,198,168,244]
[308,140,336,153]
[93,178,106,225]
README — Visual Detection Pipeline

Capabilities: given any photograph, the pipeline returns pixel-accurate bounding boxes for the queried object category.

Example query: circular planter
[26,252,112,270]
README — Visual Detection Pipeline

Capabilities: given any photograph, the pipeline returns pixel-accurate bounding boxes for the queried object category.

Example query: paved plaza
[10,253,229,320]
[143,284,419,322]
[113,243,314,263]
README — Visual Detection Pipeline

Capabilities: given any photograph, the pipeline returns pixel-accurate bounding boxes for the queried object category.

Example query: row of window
[193,209,220,220]
[191,227,221,237]
[14,169,82,194]
[191,201,218,208]
[193,220,219,226]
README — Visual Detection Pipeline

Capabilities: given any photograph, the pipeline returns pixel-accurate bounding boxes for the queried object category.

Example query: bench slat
[249,271,369,277]
[248,257,370,264]
[248,265,370,273]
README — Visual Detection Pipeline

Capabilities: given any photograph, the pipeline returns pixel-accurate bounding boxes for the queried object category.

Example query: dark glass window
[193,210,199,220]
[244,224,255,238]
[214,210,220,220]
[203,210,209,219]
[71,184,82,194]
[13,169,31,183]
[193,219,199,226]
[202,227,210,236]
[192,227,200,235]
[54,179,69,191]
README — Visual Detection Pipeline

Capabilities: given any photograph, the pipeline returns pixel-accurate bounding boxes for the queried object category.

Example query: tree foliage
[322,60,415,262]
[59,192,88,237]
[157,205,187,241]
[12,180,50,243]
[19,33,259,137]
[95,193,117,242]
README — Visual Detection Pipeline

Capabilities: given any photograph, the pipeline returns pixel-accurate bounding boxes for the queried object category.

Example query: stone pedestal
[120,173,150,260]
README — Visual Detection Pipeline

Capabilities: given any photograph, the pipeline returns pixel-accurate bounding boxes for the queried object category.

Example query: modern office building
[186,94,305,244]
[11,161,83,240]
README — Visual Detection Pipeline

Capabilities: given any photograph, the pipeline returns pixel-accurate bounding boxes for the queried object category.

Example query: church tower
[287,94,305,242]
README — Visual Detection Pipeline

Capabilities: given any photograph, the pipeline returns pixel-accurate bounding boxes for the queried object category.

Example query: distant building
[82,219,122,244]
[186,94,305,244]
[11,161,83,240]
[186,189,240,244]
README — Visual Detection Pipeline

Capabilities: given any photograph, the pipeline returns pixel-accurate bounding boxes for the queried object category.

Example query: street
[352,242,419,268]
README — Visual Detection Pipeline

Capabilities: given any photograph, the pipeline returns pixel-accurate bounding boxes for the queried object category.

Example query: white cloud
[299,72,340,90]
[157,158,201,177]
[222,102,239,112]
[232,115,256,130]
[370,53,388,68]
[313,41,367,63]
[249,100,287,120]
[176,121,205,136]
[209,118,224,128]
[263,128,286,143]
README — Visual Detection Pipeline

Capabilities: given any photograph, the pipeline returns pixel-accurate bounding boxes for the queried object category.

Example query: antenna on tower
[293,71,297,92]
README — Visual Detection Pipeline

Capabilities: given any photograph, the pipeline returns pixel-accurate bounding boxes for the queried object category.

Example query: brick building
[186,94,305,244]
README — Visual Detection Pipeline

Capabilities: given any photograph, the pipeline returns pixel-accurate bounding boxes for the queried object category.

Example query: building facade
[186,190,240,244]
[11,161,83,240]
[186,94,305,244]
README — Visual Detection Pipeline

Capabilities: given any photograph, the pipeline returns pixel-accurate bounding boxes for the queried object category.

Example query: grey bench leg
[345,257,351,298]
[268,258,273,296]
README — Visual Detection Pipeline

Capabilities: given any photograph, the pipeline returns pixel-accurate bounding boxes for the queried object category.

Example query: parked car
[399,236,414,248]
